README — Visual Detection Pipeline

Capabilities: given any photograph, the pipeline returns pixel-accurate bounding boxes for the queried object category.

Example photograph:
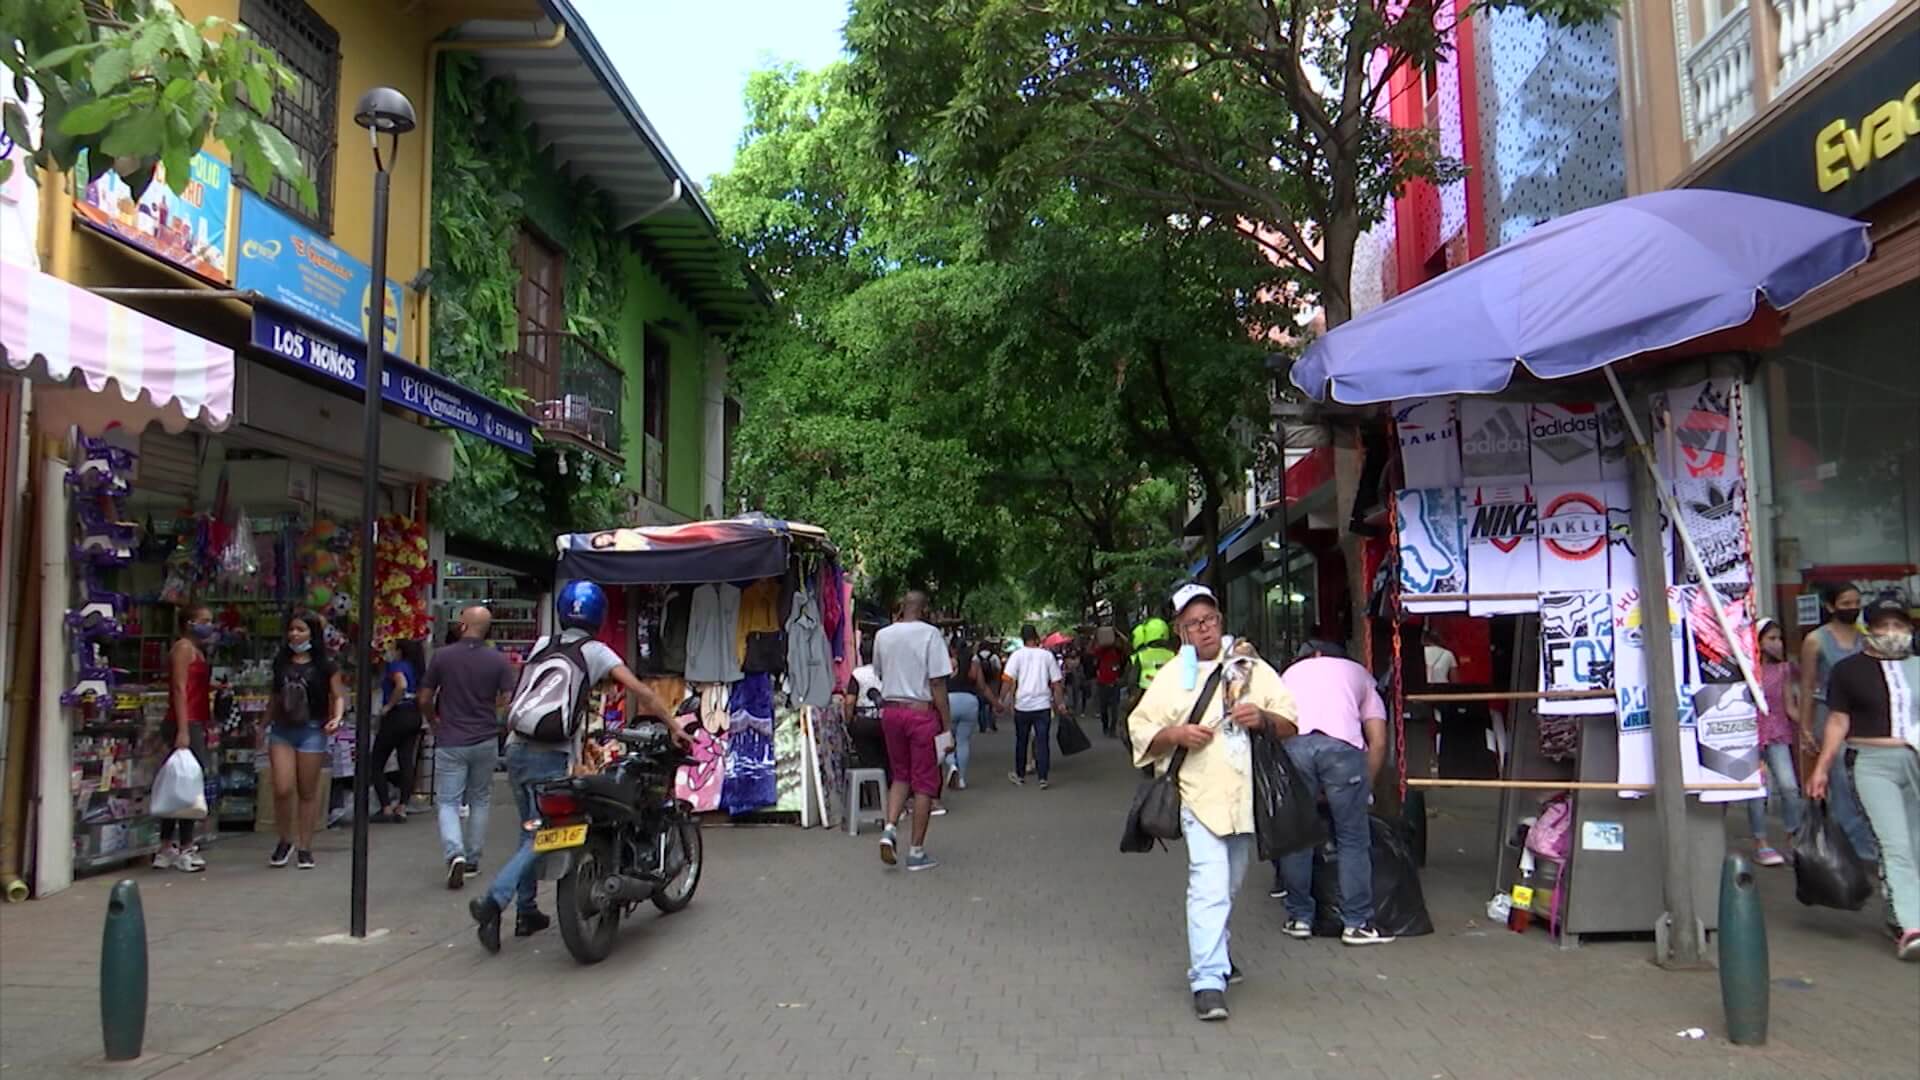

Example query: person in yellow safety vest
[1124,619,1178,751]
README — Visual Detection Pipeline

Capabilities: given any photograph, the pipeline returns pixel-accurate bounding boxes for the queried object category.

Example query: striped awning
[0,258,234,434]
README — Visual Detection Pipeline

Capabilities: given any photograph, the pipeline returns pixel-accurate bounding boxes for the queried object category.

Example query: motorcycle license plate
[533,824,587,852]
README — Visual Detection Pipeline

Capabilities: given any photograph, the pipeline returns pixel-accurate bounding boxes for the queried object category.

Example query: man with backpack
[468,581,681,953]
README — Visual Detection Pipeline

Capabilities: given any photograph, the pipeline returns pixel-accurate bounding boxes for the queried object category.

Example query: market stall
[1289,190,1872,958]
[554,515,856,828]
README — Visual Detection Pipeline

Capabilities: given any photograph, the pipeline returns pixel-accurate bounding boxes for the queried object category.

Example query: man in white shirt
[1003,625,1067,788]
[871,591,953,871]
[1423,625,1458,685]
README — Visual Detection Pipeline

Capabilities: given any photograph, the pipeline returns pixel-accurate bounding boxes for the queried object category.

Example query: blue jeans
[1817,705,1880,861]
[948,693,979,782]
[1013,709,1052,780]
[435,740,497,863]
[487,743,570,915]
[1183,807,1253,992]
[1744,741,1805,846]
[1276,732,1374,930]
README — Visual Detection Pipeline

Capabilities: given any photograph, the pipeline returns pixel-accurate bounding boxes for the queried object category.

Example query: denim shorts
[269,726,330,754]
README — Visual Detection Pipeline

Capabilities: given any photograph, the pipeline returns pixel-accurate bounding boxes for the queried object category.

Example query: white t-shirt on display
[1004,646,1063,711]
[872,620,952,703]
[1424,644,1458,684]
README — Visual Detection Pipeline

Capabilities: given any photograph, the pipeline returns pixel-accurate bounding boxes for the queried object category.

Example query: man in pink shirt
[1274,639,1394,946]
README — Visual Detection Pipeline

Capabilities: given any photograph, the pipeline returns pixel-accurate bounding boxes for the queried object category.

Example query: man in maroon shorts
[871,590,954,871]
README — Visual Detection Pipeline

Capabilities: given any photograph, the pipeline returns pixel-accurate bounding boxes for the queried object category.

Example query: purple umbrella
[1290,189,1871,405]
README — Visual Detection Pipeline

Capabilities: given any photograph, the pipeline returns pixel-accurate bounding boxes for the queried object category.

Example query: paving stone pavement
[3,719,1917,1080]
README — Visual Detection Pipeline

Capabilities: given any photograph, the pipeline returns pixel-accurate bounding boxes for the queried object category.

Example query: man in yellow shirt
[1129,584,1298,1022]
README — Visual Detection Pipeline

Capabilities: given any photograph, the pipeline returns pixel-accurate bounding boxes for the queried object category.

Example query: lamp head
[353,87,417,135]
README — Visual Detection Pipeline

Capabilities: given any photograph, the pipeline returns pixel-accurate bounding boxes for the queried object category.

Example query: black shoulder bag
[1120,665,1225,853]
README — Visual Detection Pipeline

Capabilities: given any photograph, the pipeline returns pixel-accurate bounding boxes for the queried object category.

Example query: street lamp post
[349,87,416,940]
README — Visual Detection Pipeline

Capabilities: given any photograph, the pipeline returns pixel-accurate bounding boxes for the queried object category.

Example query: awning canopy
[1,260,233,434]
[555,513,836,586]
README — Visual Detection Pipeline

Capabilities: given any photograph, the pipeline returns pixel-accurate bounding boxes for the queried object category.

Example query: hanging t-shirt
[1459,400,1531,486]
[1465,485,1537,615]
[1393,397,1462,489]
[1397,487,1466,613]
[735,578,783,662]
[1528,403,1601,484]
[1538,590,1615,715]
[1597,400,1630,480]
[685,583,742,684]
[1535,483,1611,594]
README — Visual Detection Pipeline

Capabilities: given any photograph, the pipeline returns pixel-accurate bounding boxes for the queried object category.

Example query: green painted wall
[619,251,711,519]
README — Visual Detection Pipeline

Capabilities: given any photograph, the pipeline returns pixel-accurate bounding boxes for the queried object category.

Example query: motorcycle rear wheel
[651,819,703,913]
[557,839,622,964]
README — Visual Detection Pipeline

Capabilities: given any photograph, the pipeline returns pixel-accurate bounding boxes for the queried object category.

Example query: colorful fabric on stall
[809,705,850,828]
[721,673,778,816]
[785,589,835,708]
[1465,485,1538,614]
[674,723,725,812]
[1393,397,1462,488]
[735,579,783,663]
[640,676,687,718]
[1537,590,1615,716]
[1396,488,1466,613]
[774,706,808,813]
[698,682,731,734]
[685,584,742,683]
[1535,483,1613,594]
[820,562,847,662]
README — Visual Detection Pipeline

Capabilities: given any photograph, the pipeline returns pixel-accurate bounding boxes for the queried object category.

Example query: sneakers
[296,850,316,870]
[1342,924,1395,946]
[469,896,502,954]
[1281,918,1313,940]
[446,856,468,890]
[1008,772,1025,786]
[1269,882,1288,900]
[1038,779,1050,790]
[1227,964,1245,985]
[268,841,293,868]
[1193,989,1230,1021]
[879,826,899,866]
[175,846,206,873]
[153,846,178,871]
[1899,930,1920,962]
[953,776,968,790]
[514,909,552,938]
[465,859,481,878]
[1754,846,1787,867]
[905,851,940,872]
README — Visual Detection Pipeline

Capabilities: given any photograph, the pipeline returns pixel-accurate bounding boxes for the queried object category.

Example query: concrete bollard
[100,879,148,1061]
[1718,852,1768,1046]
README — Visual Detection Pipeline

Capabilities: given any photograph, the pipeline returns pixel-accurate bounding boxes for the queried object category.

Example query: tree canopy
[711,62,1288,618]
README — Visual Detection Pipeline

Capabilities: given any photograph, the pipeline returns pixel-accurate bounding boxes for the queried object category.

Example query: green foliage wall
[426,53,630,553]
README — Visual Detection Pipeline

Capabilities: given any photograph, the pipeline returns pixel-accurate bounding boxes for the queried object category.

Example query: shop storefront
[1687,13,1920,626]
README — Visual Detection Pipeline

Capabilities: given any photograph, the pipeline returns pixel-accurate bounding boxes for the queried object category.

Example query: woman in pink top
[1746,619,1805,867]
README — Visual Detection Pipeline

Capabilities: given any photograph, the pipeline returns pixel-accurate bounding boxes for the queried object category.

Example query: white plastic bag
[151,748,208,820]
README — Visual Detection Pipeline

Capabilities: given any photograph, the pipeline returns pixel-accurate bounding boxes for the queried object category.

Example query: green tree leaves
[0,0,313,208]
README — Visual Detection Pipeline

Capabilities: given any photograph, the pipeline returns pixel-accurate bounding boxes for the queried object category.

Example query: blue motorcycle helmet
[556,580,607,633]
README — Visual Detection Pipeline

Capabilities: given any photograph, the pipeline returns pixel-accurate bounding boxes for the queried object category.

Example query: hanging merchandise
[1393,397,1463,488]
[1395,488,1467,613]
[372,513,433,647]
[735,578,782,664]
[1535,483,1614,594]
[1538,591,1615,716]
[720,673,777,816]
[1528,403,1602,485]
[685,583,742,683]
[783,588,835,707]
[674,722,726,812]
[215,503,260,588]
[1465,485,1538,614]
[773,706,809,814]
[1459,400,1531,486]
[1686,585,1764,803]
[1596,401,1630,480]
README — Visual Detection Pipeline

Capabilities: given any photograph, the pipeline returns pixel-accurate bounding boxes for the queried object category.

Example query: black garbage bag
[1056,713,1092,756]
[1252,732,1324,860]
[1308,814,1435,938]
[1793,799,1873,911]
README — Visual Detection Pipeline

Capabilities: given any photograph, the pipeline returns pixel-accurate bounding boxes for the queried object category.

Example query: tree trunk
[1320,205,1360,330]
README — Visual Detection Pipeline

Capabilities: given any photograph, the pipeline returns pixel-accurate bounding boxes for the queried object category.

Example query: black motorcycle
[527,718,703,964]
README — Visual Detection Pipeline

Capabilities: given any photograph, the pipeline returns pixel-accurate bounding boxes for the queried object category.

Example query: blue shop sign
[234,191,406,358]
[250,308,533,455]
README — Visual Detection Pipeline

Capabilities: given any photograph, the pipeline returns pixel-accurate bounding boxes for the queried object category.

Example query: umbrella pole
[1610,366,1707,969]
[1602,367,1765,710]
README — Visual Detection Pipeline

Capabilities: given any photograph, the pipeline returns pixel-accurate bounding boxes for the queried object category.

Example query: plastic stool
[846,768,890,836]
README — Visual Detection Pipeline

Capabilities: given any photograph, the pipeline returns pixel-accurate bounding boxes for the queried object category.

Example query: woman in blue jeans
[1747,620,1805,865]
[944,639,988,790]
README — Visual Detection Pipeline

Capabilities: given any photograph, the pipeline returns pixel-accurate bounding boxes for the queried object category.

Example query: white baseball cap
[1171,583,1218,617]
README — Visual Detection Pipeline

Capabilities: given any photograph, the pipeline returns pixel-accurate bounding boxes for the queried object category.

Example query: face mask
[1762,639,1785,661]
[1834,608,1861,625]
[1868,628,1912,657]
[290,639,312,654]
[189,622,216,640]
[1176,643,1199,689]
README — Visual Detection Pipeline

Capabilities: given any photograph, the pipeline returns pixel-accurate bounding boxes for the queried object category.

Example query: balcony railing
[1686,4,1756,155]
[517,331,625,461]
[1772,0,1895,89]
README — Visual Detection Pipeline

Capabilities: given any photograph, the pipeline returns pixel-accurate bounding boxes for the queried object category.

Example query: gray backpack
[506,637,593,743]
